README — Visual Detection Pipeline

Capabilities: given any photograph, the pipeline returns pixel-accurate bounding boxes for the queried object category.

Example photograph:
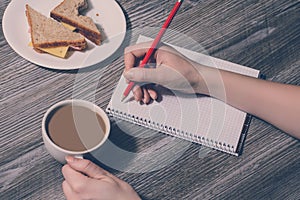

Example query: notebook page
[107,35,260,154]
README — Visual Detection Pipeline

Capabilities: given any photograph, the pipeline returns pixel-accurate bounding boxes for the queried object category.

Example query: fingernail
[65,155,75,163]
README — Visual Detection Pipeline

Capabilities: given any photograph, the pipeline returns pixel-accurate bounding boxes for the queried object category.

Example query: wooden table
[1,0,299,199]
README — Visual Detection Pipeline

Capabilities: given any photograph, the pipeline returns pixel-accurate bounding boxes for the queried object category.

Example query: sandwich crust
[50,0,101,45]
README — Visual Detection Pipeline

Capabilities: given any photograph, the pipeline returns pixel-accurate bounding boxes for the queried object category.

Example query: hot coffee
[46,104,106,152]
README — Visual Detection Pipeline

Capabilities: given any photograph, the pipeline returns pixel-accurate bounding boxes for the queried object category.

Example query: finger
[147,88,158,100]
[62,181,80,200]
[124,42,153,58]
[62,164,89,193]
[142,87,151,104]
[65,156,108,179]
[124,51,137,72]
[124,62,153,83]
[132,85,143,101]
[124,42,152,72]
[123,67,163,84]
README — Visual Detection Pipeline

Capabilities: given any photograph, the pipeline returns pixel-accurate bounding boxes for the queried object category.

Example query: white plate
[2,0,126,70]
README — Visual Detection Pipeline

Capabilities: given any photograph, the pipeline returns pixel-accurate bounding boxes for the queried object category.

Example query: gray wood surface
[1,0,300,199]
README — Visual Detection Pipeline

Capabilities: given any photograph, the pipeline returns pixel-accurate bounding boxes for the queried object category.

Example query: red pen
[121,0,183,102]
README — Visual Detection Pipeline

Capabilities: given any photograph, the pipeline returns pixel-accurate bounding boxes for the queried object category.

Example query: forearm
[199,67,300,139]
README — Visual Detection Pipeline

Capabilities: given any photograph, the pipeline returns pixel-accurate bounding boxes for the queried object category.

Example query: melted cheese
[28,23,76,58]
[29,42,69,58]
[61,22,76,31]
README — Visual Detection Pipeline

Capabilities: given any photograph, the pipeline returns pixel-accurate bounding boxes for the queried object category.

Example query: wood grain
[1,0,299,199]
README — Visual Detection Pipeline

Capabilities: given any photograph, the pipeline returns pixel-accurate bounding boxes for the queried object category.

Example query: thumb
[124,67,163,84]
[65,156,108,179]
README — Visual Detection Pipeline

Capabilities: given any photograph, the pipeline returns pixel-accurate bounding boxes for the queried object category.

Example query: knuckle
[142,69,154,83]
[142,70,147,81]
[81,159,93,171]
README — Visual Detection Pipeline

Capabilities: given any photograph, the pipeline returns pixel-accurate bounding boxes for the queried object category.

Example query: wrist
[195,64,226,99]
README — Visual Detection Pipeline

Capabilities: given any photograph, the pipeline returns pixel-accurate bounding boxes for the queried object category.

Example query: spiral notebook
[106,35,260,156]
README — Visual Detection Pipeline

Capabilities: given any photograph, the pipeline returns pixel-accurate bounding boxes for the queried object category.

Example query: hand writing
[123,42,209,104]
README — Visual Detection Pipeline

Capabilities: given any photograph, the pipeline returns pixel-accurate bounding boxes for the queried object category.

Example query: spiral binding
[106,107,242,156]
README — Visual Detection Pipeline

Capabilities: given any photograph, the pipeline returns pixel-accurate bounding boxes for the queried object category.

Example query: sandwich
[25,4,87,58]
[50,0,101,45]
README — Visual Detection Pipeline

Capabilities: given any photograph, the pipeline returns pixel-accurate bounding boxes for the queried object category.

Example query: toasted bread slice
[25,4,87,52]
[50,0,101,45]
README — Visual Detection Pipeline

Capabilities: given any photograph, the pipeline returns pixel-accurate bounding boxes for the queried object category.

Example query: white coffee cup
[42,99,110,164]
